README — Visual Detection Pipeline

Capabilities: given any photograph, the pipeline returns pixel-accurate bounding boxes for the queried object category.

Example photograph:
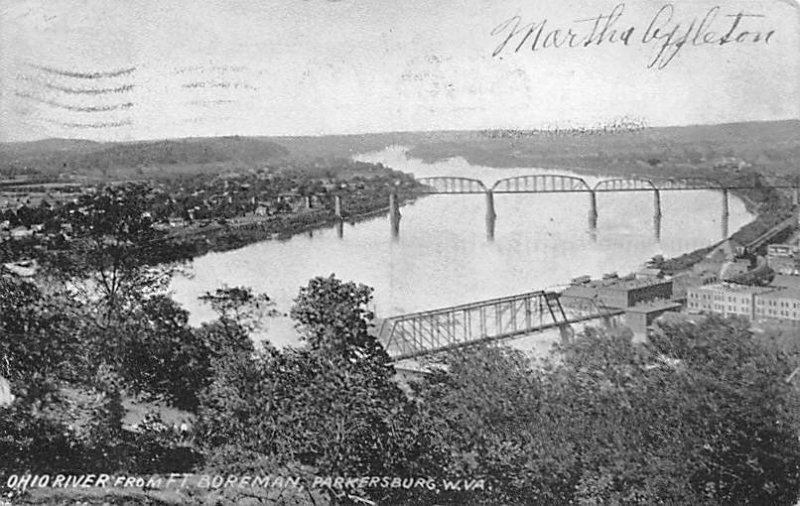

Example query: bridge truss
[377,291,623,360]
[417,177,487,194]
[415,174,758,194]
[594,178,658,192]
[492,175,592,193]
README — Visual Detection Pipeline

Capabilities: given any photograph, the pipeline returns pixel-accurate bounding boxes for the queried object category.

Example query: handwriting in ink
[491,3,776,69]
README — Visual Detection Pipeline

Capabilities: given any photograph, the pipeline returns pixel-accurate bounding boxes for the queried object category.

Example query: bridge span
[375,290,623,361]
[406,175,800,241]
[325,174,798,240]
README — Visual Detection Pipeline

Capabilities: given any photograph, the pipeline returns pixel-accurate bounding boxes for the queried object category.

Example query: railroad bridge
[375,290,623,361]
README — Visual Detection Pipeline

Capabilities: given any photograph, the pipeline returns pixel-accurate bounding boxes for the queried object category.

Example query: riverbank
[170,191,421,257]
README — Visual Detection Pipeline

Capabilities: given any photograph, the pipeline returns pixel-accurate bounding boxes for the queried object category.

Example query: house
[2,260,37,277]
[10,227,33,239]
[635,267,663,279]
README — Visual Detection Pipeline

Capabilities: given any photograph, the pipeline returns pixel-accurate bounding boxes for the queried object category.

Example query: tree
[291,274,388,364]
[408,318,800,505]
[199,285,276,339]
[51,183,193,317]
[0,276,87,383]
[117,295,212,410]
[198,277,426,504]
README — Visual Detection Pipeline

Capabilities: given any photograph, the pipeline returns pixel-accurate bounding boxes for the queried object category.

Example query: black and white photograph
[1,0,800,504]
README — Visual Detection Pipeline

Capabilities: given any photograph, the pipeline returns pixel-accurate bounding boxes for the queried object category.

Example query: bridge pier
[559,324,575,345]
[654,213,661,243]
[334,195,343,219]
[793,182,800,228]
[722,189,729,220]
[653,189,662,221]
[601,314,616,329]
[485,190,496,241]
[588,190,598,231]
[722,189,730,239]
[389,192,401,240]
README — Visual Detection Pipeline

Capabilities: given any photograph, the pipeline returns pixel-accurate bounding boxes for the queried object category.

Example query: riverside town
[3,0,800,505]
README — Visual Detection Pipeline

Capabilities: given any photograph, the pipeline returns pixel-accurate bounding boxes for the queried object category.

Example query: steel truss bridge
[410,174,800,242]
[376,290,623,361]
[416,175,800,195]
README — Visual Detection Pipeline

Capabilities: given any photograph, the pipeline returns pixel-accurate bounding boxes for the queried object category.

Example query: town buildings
[687,275,800,325]
[686,282,775,320]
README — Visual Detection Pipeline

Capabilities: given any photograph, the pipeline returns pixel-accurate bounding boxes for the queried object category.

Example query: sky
[0,0,798,142]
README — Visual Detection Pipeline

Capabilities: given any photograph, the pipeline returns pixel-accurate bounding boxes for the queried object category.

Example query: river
[170,146,753,350]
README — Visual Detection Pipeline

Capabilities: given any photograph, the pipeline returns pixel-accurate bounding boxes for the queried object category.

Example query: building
[635,267,663,279]
[755,288,800,324]
[562,276,673,309]
[768,243,798,258]
[625,301,683,340]
[767,243,800,275]
[686,283,775,320]
[769,256,799,275]
[671,271,718,299]
[767,242,800,273]
[10,227,33,239]
[719,259,752,281]
[688,279,800,326]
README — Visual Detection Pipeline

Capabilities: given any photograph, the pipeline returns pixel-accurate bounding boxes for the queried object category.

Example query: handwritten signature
[491,3,776,69]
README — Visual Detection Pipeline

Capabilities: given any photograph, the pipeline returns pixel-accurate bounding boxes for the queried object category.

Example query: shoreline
[170,194,420,257]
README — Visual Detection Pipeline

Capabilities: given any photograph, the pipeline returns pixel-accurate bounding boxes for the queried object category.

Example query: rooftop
[592,276,671,291]
[771,274,800,290]
[759,288,800,301]
[696,282,776,295]
[626,301,683,313]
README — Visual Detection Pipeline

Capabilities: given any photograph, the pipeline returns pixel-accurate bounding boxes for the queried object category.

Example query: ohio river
[170,146,753,350]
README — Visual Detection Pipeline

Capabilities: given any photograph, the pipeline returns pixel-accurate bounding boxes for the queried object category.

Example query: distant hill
[0,137,290,178]
[273,120,800,177]
[1,120,798,180]
[399,120,800,177]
